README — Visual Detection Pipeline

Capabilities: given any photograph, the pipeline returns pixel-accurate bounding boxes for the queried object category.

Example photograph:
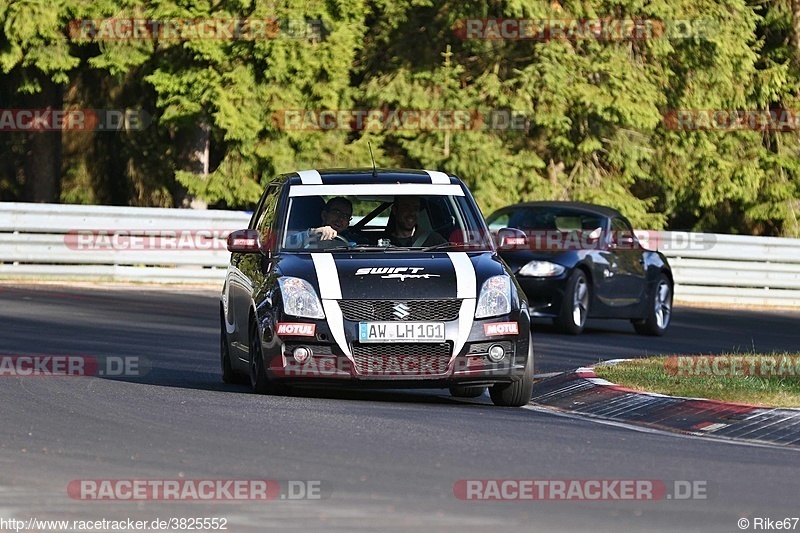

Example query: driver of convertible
[287,196,367,246]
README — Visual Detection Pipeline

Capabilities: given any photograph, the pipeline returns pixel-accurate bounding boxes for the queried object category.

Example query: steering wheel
[306,235,352,249]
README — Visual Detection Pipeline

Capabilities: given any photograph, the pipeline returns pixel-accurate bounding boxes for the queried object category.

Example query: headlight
[518,260,565,277]
[475,275,512,319]
[278,277,325,319]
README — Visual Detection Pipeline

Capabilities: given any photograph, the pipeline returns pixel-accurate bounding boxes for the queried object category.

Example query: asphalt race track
[1,283,799,532]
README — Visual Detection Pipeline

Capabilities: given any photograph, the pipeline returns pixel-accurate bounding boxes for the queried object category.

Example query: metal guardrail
[1,203,799,306]
[0,202,249,284]
[657,232,800,306]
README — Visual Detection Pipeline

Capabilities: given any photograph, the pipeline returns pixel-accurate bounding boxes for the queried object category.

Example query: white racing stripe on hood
[297,169,322,184]
[424,170,450,184]
[311,253,342,299]
[447,252,476,298]
[447,252,476,358]
[311,253,350,357]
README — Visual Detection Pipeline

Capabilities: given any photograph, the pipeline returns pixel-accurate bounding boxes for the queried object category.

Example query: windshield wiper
[420,242,463,252]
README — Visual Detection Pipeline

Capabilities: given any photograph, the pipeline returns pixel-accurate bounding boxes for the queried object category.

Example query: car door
[595,217,646,312]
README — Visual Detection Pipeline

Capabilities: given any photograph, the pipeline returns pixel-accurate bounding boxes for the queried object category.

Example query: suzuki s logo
[392,303,410,319]
[355,267,440,282]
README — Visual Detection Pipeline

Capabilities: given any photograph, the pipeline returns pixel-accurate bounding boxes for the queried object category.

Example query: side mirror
[495,228,527,250]
[227,229,262,253]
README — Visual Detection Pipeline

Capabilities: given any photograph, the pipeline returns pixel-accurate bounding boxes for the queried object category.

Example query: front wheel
[632,274,673,336]
[490,336,534,407]
[555,270,590,335]
[220,322,238,384]
[249,323,269,394]
[249,321,291,395]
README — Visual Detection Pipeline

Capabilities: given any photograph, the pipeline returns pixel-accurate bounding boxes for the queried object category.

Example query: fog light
[487,344,505,363]
[293,346,312,364]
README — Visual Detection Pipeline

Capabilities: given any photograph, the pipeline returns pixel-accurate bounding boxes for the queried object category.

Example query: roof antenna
[368,142,377,177]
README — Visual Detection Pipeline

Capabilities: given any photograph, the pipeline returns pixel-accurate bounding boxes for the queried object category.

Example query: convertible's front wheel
[555,270,590,335]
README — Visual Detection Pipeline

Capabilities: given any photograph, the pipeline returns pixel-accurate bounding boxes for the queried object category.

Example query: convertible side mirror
[495,228,528,250]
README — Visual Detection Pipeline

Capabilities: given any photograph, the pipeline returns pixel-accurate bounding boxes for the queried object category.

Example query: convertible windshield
[280,192,492,251]
[499,208,604,233]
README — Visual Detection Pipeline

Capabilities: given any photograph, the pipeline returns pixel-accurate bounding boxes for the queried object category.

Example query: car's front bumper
[262,309,531,387]
[515,275,569,318]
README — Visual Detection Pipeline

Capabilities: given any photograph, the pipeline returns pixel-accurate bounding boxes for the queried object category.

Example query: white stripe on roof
[297,169,322,184]
[424,170,450,184]
[288,184,464,197]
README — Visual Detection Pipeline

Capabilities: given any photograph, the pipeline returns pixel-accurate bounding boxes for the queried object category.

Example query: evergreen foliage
[0,0,798,234]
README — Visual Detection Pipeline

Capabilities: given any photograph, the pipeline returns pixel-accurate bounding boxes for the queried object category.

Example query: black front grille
[338,300,461,321]
[351,343,452,376]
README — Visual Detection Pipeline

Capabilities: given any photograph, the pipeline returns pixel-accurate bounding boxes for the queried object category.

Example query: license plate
[359,322,445,343]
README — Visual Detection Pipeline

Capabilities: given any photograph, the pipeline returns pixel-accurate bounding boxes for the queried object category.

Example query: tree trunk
[181,120,210,209]
[24,77,62,203]
[794,0,800,54]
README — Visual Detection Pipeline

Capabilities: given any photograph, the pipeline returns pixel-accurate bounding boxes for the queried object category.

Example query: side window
[610,217,636,249]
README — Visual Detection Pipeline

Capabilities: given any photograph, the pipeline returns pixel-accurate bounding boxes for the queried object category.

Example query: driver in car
[287,197,368,247]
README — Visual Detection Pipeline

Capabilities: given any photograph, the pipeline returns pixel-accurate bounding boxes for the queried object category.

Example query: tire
[633,274,673,336]
[220,321,237,384]
[489,336,534,407]
[249,320,291,395]
[555,269,590,335]
[449,386,487,398]
[249,322,270,394]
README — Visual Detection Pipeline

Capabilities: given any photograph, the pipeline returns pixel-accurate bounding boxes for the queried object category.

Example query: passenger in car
[385,196,447,247]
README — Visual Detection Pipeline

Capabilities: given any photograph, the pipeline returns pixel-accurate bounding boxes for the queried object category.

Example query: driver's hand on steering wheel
[311,226,338,240]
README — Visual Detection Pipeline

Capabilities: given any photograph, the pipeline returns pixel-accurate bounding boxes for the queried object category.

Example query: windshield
[489,207,605,235]
[280,191,492,252]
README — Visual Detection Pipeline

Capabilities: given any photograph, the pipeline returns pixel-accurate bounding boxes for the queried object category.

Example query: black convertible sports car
[221,168,534,406]
[486,201,673,335]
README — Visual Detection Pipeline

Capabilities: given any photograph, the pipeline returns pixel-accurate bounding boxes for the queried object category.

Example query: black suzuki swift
[220,168,534,407]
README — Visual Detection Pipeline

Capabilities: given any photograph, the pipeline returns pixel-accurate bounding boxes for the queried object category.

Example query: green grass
[593,354,800,408]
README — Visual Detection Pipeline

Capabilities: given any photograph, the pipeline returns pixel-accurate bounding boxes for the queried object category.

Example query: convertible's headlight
[475,275,512,319]
[518,260,565,277]
[278,277,325,319]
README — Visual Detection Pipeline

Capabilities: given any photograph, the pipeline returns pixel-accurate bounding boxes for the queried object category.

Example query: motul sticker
[276,323,316,336]
[483,322,518,336]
